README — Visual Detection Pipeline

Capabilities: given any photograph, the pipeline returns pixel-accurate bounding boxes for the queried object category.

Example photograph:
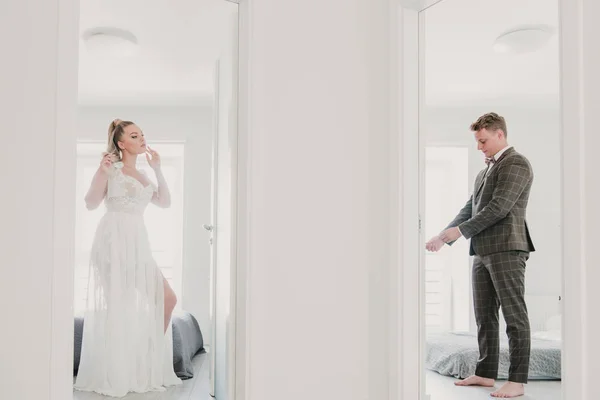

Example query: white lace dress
[74,163,182,397]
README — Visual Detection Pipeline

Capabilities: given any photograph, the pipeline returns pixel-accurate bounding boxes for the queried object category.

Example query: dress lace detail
[74,163,181,397]
[105,165,156,214]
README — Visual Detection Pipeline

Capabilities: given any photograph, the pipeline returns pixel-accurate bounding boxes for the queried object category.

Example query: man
[426,112,535,398]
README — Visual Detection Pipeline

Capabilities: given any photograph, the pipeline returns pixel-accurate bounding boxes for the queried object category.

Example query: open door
[208,5,239,399]
[207,62,219,395]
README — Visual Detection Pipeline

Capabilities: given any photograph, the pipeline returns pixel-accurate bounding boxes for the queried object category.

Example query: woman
[74,119,182,397]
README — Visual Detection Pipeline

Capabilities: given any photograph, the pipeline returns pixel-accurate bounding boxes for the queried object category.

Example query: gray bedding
[426,331,561,380]
[73,310,204,380]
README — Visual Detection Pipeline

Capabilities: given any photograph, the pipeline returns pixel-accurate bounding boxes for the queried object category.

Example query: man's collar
[493,145,513,161]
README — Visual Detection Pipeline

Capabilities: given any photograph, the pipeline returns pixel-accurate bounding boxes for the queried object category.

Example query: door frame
[49,1,251,400]
[394,0,584,399]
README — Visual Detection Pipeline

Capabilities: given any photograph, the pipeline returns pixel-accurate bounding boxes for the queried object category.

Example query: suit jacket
[446,147,535,256]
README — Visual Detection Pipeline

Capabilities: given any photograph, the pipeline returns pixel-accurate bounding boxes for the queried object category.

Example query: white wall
[565,0,600,395]
[76,104,214,342]
[0,0,77,398]
[243,0,393,399]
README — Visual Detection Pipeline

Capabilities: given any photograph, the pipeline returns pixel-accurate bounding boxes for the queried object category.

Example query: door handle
[203,224,214,232]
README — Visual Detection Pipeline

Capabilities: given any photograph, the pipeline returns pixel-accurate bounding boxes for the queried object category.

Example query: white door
[210,6,239,400]
[207,73,219,396]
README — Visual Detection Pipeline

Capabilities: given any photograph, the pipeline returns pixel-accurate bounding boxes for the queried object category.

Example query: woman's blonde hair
[107,119,135,160]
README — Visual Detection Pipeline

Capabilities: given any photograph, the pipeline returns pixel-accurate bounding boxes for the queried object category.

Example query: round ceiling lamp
[493,24,555,54]
[82,27,139,57]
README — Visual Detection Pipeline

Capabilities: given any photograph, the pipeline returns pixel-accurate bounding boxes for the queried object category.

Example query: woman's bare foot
[454,375,495,387]
[491,381,525,398]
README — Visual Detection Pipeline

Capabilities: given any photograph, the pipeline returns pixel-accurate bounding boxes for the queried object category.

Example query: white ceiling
[78,0,237,105]
[78,0,558,107]
[423,0,560,106]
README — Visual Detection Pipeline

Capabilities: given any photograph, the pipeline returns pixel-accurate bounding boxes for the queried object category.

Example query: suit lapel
[475,168,489,198]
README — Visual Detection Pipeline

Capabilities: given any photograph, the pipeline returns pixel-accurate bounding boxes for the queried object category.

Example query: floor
[426,370,561,400]
[73,352,210,400]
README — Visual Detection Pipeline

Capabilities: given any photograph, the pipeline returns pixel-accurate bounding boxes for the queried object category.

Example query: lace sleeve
[107,164,127,198]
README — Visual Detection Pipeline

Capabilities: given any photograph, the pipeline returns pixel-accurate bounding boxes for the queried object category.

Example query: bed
[73,310,205,380]
[425,330,561,380]
[426,295,562,380]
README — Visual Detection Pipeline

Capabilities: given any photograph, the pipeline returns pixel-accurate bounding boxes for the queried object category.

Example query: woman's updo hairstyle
[107,119,135,160]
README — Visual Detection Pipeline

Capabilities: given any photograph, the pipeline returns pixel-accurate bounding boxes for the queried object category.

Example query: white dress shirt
[486,145,513,175]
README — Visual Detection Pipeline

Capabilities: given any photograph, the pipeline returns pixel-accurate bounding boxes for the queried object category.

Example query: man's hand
[439,227,462,244]
[425,236,445,252]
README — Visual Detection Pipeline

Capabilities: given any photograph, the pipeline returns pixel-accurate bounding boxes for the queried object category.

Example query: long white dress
[74,163,182,397]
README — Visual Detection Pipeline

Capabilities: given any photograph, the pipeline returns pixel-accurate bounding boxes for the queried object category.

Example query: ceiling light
[493,25,555,54]
[82,27,139,57]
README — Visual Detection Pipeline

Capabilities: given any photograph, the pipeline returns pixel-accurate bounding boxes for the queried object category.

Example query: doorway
[65,1,242,400]
[401,0,565,399]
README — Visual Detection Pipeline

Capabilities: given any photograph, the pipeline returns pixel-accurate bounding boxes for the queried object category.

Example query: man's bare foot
[454,375,495,387]
[491,381,525,398]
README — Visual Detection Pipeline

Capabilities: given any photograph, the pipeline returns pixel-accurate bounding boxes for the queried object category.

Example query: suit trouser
[472,251,530,383]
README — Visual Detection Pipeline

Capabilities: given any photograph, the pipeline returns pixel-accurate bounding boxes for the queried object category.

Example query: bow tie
[485,157,496,165]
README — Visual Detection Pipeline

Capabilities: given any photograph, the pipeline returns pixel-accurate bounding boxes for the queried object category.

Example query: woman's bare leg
[163,277,177,333]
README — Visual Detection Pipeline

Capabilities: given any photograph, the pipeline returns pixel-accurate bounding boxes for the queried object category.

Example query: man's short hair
[470,112,507,137]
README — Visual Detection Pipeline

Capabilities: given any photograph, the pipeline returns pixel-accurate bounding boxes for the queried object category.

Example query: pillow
[531,330,561,341]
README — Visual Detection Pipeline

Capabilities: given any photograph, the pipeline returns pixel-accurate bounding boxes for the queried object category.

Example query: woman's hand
[86,153,113,210]
[145,146,161,170]
[100,153,116,174]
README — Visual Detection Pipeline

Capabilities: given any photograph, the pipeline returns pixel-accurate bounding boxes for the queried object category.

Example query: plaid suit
[446,147,535,383]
